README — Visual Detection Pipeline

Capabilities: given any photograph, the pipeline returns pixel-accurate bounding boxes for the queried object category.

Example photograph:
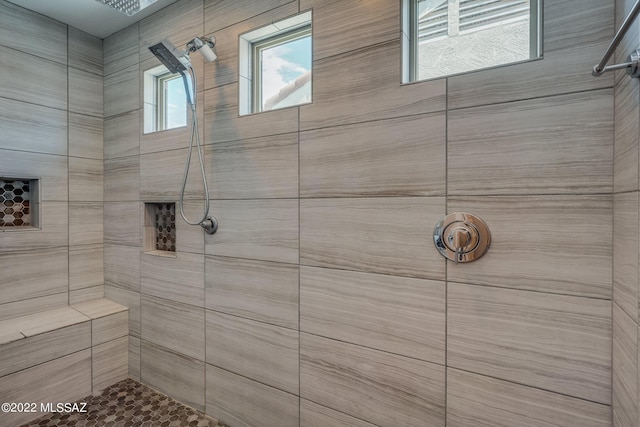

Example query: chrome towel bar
[593,0,640,77]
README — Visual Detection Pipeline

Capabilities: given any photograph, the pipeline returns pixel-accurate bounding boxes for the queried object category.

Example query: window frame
[143,65,189,134]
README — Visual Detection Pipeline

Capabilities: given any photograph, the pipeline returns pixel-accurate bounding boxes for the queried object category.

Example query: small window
[403,0,542,82]
[143,65,189,133]
[239,11,312,115]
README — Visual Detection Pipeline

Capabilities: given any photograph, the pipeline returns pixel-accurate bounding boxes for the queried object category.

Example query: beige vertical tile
[301,113,445,197]
[204,133,299,199]
[614,77,640,193]
[141,251,204,307]
[300,41,446,130]
[205,199,299,264]
[300,400,378,427]
[300,333,446,427]
[141,295,204,361]
[69,286,104,304]
[206,310,299,394]
[69,113,103,160]
[139,149,204,201]
[205,364,299,427]
[92,311,129,346]
[205,256,298,329]
[447,369,612,427]
[104,64,139,118]
[448,283,612,404]
[104,244,141,292]
[129,335,141,381]
[104,202,141,247]
[613,304,638,427]
[69,157,104,202]
[104,156,140,202]
[448,90,613,195]
[0,293,67,322]
[300,197,445,279]
[448,196,612,299]
[69,68,104,118]
[105,284,141,337]
[68,27,103,76]
[301,266,445,364]
[175,201,206,254]
[141,340,205,411]
[69,244,104,290]
[204,0,295,33]
[69,202,103,246]
[104,24,139,77]
[0,98,67,155]
[104,110,140,160]
[93,336,129,393]
[0,150,68,202]
[614,192,639,322]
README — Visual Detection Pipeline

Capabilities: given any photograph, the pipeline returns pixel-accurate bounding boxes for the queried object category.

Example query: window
[143,65,189,133]
[239,11,312,115]
[403,0,542,82]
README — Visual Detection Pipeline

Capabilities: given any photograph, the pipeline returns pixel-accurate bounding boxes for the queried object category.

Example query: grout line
[297,105,302,420]
[444,75,449,425]
[67,24,71,308]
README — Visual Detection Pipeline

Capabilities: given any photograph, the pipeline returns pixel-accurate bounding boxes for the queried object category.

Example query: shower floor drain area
[19,378,227,427]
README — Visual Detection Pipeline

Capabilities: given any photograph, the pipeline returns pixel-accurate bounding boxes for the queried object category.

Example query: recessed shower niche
[144,202,176,256]
[0,177,39,229]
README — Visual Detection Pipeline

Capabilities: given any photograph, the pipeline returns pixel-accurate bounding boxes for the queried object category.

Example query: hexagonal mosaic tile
[19,378,227,427]
[155,203,176,252]
[0,179,30,227]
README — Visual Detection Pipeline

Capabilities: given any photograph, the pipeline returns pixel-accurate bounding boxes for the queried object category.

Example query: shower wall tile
[140,340,205,412]
[69,68,104,118]
[141,252,204,307]
[205,364,299,427]
[105,284,141,338]
[300,333,446,427]
[68,27,103,76]
[300,400,378,427]
[69,202,103,246]
[138,99,203,154]
[0,203,69,252]
[612,304,638,427]
[614,192,639,321]
[300,0,399,60]
[204,199,299,264]
[448,89,613,195]
[92,336,128,393]
[69,113,104,160]
[104,202,141,247]
[104,244,141,292]
[175,201,205,254]
[0,150,68,201]
[203,83,299,144]
[69,244,104,290]
[300,197,445,279]
[141,295,205,361]
[129,335,141,381]
[205,311,299,394]
[204,133,299,199]
[0,0,67,64]
[0,98,67,155]
[104,64,140,117]
[69,285,105,304]
[140,149,204,201]
[204,0,295,33]
[104,110,140,160]
[299,41,446,130]
[447,369,612,427]
[69,157,104,202]
[0,293,67,323]
[139,0,204,63]
[104,23,139,77]
[205,256,299,329]
[0,349,91,427]
[0,247,68,305]
[447,282,612,405]
[300,266,445,364]
[0,44,67,110]
[448,0,613,109]
[614,76,640,193]
[448,196,612,299]
[300,113,445,197]
[104,155,140,202]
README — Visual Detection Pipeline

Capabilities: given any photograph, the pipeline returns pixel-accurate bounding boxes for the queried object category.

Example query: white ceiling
[6,0,178,38]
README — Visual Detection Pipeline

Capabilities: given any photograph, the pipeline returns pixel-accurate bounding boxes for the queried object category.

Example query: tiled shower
[0,0,639,426]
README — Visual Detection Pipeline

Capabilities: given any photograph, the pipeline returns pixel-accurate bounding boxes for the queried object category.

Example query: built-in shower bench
[0,298,129,426]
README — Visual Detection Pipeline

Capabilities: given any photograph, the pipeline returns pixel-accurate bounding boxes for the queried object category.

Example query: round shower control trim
[433,212,491,264]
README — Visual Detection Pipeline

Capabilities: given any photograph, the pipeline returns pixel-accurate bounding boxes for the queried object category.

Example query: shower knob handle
[434,212,491,264]
[449,227,471,264]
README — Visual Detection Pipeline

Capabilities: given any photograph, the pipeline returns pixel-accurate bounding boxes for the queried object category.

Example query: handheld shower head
[187,37,217,63]
[148,39,190,74]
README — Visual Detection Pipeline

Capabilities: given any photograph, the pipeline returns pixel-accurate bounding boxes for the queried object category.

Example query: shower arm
[593,0,640,77]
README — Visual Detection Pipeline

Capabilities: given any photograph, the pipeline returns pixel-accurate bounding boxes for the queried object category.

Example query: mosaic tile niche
[0,178,39,228]
[144,202,176,254]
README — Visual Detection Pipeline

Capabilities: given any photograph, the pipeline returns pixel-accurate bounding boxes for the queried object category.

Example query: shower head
[148,39,190,74]
[96,0,157,16]
[187,37,217,63]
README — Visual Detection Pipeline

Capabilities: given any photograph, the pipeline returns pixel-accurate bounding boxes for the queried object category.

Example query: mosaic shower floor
[19,378,228,427]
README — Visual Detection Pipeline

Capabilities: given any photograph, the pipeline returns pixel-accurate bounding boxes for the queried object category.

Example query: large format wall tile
[448,90,613,195]
[0,293,67,323]
[300,41,446,130]
[0,203,69,251]
[104,64,139,117]
[142,252,204,307]
[300,197,445,279]
[93,336,128,393]
[204,133,299,199]
[300,333,445,427]
[69,113,103,160]
[612,304,638,427]
[206,311,299,394]
[141,340,205,412]
[104,111,140,160]
[104,156,140,202]
[0,150,67,201]
[104,244,141,292]
[69,244,104,290]
[104,202,140,247]
[300,113,445,197]
[69,157,104,202]
[300,400,378,427]
[69,68,104,118]
[105,284,141,337]
[69,202,103,246]
[205,364,299,427]
[447,369,612,427]
[68,27,103,76]
[204,0,295,33]
[205,199,298,264]
[614,192,639,321]
[448,283,612,405]
[141,295,205,361]
[300,266,445,363]
[139,148,204,201]
[448,196,612,299]
[104,24,139,77]
[614,77,640,193]
[205,256,298,329]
